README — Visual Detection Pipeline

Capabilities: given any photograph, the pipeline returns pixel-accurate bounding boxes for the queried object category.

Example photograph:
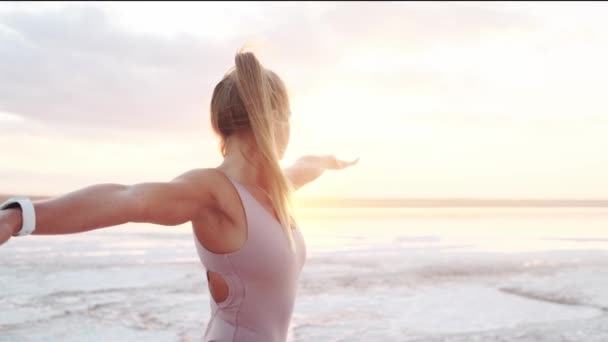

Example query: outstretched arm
[0,169,217,241]
[284,155,359,190]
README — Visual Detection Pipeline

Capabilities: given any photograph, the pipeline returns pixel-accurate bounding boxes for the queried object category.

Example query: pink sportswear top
[194,173,307,342]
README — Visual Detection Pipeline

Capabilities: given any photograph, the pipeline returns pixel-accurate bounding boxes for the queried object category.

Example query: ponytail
[234,51,296,252]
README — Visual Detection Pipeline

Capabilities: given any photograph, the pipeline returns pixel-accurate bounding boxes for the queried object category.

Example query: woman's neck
[218,136,269,188]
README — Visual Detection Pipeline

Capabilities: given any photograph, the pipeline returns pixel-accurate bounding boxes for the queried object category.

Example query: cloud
[321,2,533,49]
[0,3,535,135]
[0,5,239,134]
[0,110,24,123]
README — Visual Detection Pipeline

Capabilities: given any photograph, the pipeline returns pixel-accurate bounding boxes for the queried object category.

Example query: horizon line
[293,197,608,208]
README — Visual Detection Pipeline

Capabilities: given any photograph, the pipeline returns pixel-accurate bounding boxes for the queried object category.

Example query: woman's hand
[0,224,10,246]
[318,155,359,170]
[0,209,19,246]
[294,155,359,170]
[285,155,359,190]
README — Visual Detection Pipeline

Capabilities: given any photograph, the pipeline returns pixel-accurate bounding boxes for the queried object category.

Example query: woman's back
[193,170,307,341]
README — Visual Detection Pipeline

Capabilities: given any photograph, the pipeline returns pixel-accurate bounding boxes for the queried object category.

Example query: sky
[0,1,607,199]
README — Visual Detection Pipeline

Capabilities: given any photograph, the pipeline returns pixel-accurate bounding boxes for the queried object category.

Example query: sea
[1,207,608,341]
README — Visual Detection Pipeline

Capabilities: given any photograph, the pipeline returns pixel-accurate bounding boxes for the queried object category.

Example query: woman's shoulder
[186,168,247,237]
[176,167,238,208]
[176,167,230,196]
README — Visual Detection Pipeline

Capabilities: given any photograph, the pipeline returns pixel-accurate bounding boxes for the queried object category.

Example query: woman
[0,51,358,341]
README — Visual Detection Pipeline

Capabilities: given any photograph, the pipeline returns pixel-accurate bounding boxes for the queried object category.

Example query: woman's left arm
[284,155,359,190]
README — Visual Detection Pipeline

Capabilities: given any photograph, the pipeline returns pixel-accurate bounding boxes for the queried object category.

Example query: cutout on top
[207,270,229,304]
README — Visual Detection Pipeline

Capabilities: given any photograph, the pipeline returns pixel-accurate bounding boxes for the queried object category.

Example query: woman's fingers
[319,155,359,169]
[333,157,359,169]
[0,225,11,246]
[344,158,359,167]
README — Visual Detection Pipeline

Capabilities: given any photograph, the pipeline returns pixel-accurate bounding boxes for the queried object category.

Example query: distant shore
[2,193,608,208]
[293,198,608,208]
[0,194,52,203]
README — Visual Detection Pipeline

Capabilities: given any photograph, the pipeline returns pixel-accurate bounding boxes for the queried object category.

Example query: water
[1,207,608,341]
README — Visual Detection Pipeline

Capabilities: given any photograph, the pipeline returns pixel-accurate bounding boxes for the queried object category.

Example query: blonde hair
[210,50,296,252]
